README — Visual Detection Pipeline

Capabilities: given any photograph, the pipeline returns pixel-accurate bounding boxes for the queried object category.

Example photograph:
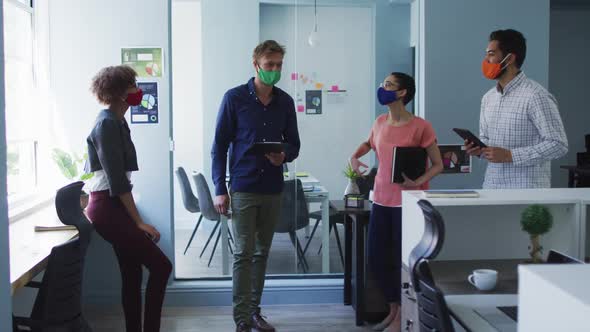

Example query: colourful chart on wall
[439,145,471,173]
[121,47,163,78]
[131,82,159,124]
[305,90,322,115]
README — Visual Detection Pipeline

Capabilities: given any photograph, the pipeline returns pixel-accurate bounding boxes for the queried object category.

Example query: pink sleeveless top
[368,115,437,207]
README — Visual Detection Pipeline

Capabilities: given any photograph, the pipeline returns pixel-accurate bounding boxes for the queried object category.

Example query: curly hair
[91,65,137,105]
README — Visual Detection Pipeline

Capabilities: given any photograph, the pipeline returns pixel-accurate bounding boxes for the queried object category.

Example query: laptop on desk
[446,294,518,332]
[473,307,517,332]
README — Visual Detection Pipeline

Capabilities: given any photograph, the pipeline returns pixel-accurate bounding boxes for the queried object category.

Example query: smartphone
[452,128,487,148]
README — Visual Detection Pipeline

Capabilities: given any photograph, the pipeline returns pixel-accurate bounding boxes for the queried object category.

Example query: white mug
[468,269,498,291]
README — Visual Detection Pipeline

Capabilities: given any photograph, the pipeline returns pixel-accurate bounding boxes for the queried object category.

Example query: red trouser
[86,190,172,332]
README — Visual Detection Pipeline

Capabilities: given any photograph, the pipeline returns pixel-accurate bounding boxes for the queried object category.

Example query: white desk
[401,188,590,332]
[219,175,331,274]
[401,188,590,265]
[10,205,78,295]
[519,264,590,331]
[304,186,330,272]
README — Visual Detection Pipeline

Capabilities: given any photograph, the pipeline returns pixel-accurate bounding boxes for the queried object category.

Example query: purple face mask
[377,87,398,105]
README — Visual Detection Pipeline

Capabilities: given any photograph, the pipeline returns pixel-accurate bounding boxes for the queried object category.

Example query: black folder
[391,147,427,183]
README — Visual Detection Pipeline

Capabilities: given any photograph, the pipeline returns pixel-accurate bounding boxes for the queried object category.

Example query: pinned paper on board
[330,85,339,92]
[297,105,305,113]
[305,90,322,115]
[121,47,163,78]
[131,82,159,124]
[326,89,347,104]
[315,82,324,89]
[439,145,471,173]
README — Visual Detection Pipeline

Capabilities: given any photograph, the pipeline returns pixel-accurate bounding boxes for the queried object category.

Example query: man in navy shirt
[211,40,300,332]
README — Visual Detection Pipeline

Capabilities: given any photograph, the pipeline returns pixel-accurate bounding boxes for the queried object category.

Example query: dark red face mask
[126,88,143,106]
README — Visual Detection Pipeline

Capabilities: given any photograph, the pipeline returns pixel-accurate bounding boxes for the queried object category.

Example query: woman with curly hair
[85,65,172,332]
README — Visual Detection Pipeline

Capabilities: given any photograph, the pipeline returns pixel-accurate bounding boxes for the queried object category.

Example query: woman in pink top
[350,72,443,332]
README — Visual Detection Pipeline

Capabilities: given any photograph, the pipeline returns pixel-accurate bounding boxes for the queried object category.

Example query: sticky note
[297,105,305,112]
[291,73,298,80]
[315,83,324,89]
[331,85,339,92]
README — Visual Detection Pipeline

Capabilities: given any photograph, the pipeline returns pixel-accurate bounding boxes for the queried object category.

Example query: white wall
[0,1,12,329]
[260,4,373,197]
[172,0,203,229]
[549,9,590,187]
[48,0,172,301]
[415,0,551,189]
[201,0,259,182]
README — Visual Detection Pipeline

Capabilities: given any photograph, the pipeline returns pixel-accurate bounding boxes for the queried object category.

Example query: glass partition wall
[172,0,376,279]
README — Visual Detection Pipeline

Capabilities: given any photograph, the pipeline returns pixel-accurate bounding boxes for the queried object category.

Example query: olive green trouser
[230,191,282,325]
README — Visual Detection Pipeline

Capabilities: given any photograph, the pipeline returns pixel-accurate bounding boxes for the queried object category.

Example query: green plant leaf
[52,148,78,180]
[520,204,553,236]
[80,172,94,181]
[343,163,359,180]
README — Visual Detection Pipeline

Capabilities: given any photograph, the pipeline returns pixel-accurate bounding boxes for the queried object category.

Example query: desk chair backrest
[192,172,220,221]
[276,179,309,233]
[31,237,91,331]
[547,249,584,264]
[415,260,455,332]
[55,181,93,248]
[175,167,200,213]
[409,199,446,292]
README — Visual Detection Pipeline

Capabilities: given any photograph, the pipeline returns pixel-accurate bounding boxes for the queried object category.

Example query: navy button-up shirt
[211,78,301,196]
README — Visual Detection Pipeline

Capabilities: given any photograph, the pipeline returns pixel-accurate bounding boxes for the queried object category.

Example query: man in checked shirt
[466,29,568,189]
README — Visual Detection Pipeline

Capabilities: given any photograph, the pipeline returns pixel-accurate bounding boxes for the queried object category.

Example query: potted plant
[52,148,94,209]
[343,163,361,196]
[520,204,553,263]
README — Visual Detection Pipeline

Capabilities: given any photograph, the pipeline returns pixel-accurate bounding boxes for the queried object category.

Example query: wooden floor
[86,304,375,332]
[174,218,345,278]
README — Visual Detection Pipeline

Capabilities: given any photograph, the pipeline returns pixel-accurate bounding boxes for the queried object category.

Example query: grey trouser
[230,191,282,325]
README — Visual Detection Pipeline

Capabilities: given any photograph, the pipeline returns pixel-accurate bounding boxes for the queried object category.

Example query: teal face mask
[257,67,281,86]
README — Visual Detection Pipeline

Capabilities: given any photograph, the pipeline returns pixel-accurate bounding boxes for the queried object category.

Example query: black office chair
[13,181,93,332]
[54,181,94,248]
[409,199,446,292]
[415,260,455,332]
[276,179,310,273]
[13,238,93,332]
[175,167,205,255]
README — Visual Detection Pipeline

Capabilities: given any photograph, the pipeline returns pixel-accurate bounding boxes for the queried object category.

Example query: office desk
[9,204,78,295]
[402,189,590,265]
[446,294,518,332]
[330,200,372,324]
[421,259,519,332]
[401,188,590,331]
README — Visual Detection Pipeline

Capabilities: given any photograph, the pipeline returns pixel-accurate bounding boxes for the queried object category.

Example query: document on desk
[473,307,517,332]
[423,189,480,198]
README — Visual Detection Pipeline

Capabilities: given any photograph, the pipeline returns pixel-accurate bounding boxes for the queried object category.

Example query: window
[3,0,38,202]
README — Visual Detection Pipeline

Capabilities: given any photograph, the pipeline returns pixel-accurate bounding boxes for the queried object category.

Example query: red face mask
[125,88,143,106]
[481,54,511,80]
